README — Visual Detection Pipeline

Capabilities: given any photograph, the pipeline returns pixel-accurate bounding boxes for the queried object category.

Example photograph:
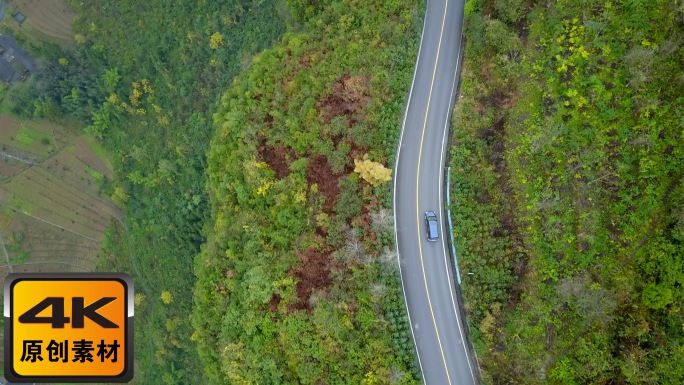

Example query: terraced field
[0,161,22,179]
[1,213,100,272]
[8,0,75,44]
[0,114,55,159]
[4,167,116,239]
[42,136,113,195]
[0,115,22,143]
[0,113,120,281]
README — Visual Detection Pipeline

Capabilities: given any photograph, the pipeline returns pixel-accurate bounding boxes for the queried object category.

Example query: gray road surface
[393,0,478,384]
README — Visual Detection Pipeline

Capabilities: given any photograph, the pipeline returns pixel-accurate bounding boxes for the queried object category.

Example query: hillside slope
[194,1,426,383]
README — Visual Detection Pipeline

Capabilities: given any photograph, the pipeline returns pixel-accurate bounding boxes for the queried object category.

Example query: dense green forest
[73,1,289,382]
[452,0,684,383]
[194,0,425,383]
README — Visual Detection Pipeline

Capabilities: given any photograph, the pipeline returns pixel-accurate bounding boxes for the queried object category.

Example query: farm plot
[10,121,57,157]
[0,111,117,278]
[29,118,73,147]
[0,159,23,179]
[0,115,77,179]
[42,145,103,193]
[81,135,113,178]
[0,196,103,281]
[2,213,99,264]
[3,167,117,240]
[8,0,75,44]
[0,114,61,161]
[0,114,23,147]
[42,135,114,188]
[3,188,36,214]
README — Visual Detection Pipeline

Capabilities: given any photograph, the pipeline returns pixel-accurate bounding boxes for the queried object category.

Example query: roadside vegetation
[451,0,684,383]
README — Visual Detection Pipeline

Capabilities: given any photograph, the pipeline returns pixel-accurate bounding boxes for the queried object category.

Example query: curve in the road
[413,0,453,382]
[393,0,430,375]
[393,0,477,384]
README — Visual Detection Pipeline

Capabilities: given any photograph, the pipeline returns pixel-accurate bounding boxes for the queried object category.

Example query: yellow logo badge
[4,273,133,383]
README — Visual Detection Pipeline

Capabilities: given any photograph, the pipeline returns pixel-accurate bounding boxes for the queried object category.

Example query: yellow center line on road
[415,0,451,384]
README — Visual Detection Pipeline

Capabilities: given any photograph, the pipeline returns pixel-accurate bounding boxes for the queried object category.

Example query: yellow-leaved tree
[354,154,392,186]
[160,291,173,304]
[134,292,146,306]
[210,32,224,49]
[111,186,128,206]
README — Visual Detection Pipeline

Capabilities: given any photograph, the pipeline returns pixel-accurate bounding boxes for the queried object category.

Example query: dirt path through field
[0,149,39,165]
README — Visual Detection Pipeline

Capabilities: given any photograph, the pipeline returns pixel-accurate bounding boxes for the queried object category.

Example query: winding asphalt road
[393,0,477,384]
